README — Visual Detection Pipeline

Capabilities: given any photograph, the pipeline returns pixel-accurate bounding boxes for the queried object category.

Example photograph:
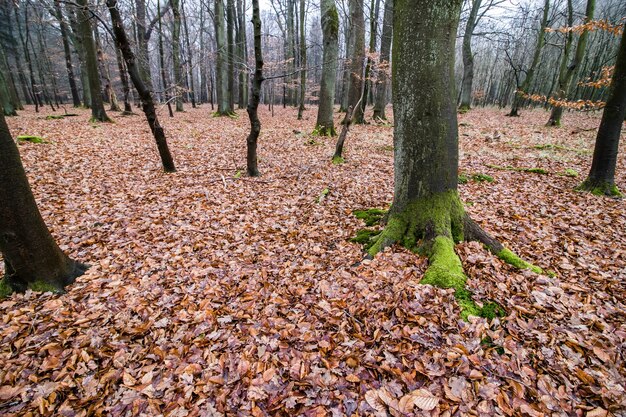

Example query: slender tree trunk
[115,46,133,114]
[547,0,595,126]
[373,0,392,121]
[157,0,174,117]
[66,5,91,107]
[77,0,110,121]
[578,27,626,196]
[340,15,353,112]
[227,0,236,109]
[236,0,248,108]
[509,0,550,116]
[107,0,176,172]
[297,0,306,119]
[215,0,232,115]
[459,0,482,111]
[171,0,184,112]
[0,102,87,295]
[287,0,296,106]
[346,0,365,124]
[247,0,264,177]
[2,1,31,105]
[182,1,196,108]
[135,0,154,90]
[361,0,380,115]
[94,26,120,111]
[19,7,41,112]
[315,0,339,136]
[53,0,81,107]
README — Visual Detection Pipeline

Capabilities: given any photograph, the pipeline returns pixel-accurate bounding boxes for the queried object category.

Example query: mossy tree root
[576,178,623,197]
[365,191,543,319]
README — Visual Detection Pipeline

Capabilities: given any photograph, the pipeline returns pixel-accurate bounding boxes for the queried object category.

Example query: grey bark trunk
[315,0,339,136]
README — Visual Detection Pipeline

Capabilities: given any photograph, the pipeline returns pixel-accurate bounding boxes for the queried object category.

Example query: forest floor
[0,105,625,416]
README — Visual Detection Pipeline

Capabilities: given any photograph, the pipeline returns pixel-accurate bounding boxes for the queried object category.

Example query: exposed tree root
[576,179,623,197]
[364,191,543,319]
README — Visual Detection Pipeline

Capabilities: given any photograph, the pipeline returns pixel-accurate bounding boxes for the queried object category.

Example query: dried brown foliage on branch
[0,106,624,416]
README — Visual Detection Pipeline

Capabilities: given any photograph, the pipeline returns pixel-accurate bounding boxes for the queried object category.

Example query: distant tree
[107,0,176,172]
[52,0,81,107]
[0,45,17,116]
[314,0,339,136]
[246,0,264,177]
[372,0,393,121]
[172,0,184,112]
[547,0,595,126]
[508,0,550,117]
[76,0,110,122]
[297,0,306,120]
[368,0,541,314]
[458,0,482,112]
[345,0,365,124]
[578,26,626,196]
[0,106,87,296]
[215,0,233,115]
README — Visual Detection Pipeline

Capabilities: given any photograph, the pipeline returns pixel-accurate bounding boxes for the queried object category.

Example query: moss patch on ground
[487,164,548,175]
[332,156,344,164]
[576,180,623,197]
[350,229,381,251]
[353,208,386,226]
[17,135,49,144]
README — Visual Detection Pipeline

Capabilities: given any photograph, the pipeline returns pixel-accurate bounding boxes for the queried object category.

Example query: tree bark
[508,0,550,117]
[107,0,176,172]
[227,0,236,109]
[578,27,626,196]
[0,45,17,116]
[182,1,197,108]
[215,0,232,115]
[157,0,174,117]
[246,0,264,177]
[236,0,248,108]
[66,5,91,108]
[367,0,542,318]
[315,0,339,136]
[547,0,595,126]
[458,0,482,111]
[361,0,380,114]
[0,103,87,295]
[297,0,307,119]
[53,0,81,107]
[172,0,184,112]
[345,0,365,124]
[373,0,392,121]
[77,0,111,122]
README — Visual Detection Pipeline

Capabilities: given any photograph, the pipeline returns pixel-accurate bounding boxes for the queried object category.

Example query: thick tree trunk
[373,0,393,121]
[107,0,176,172]
[77,0,110,122]
[0,46,17,116]
[0,107,87,296]
[508,0,550,117]
[246,0,264,177]
[66,5,91,107]
[345,0,365,124]
[315,0,339,136]
[458,0,481,112]
[297,0,307,120]
[547,0,595,126]
[135,0,154,90]
[578,27,626,196]
[215,0,232,115]
[94,27,120,111]
[18,7,41,112]
[367,0,542,319]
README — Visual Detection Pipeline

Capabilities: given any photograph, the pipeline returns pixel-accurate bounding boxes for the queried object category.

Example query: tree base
[576,179,623,197]
[312,125,337,137]
[0,261,88,298]
[363,191,543,319]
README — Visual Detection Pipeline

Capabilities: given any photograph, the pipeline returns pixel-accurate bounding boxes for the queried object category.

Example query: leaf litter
[0,106,625,416]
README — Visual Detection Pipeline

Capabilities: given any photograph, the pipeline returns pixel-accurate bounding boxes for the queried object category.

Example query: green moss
[316,187,330,203]
[212,111,237,118]
[420,236,466,289]
[481,336,505,354]
[458,174,469,184]
[324,4,340,36]
[526,168,548,174]
[306,138,322,146]
[471,173,494,182]
[332,155,344,164]
[350,229,381,251]
[497,248,543,274]
[458,105,470,114]
[28,281,63,293]
[0,279,13,298]
[353,208,386,226]
[563,168,579,177]
[17,135,48,144]
[234,170,242,179]
[45,115,65,120]
[576,180,623,197]
[486,164,548,175]
[312,125,336,137]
